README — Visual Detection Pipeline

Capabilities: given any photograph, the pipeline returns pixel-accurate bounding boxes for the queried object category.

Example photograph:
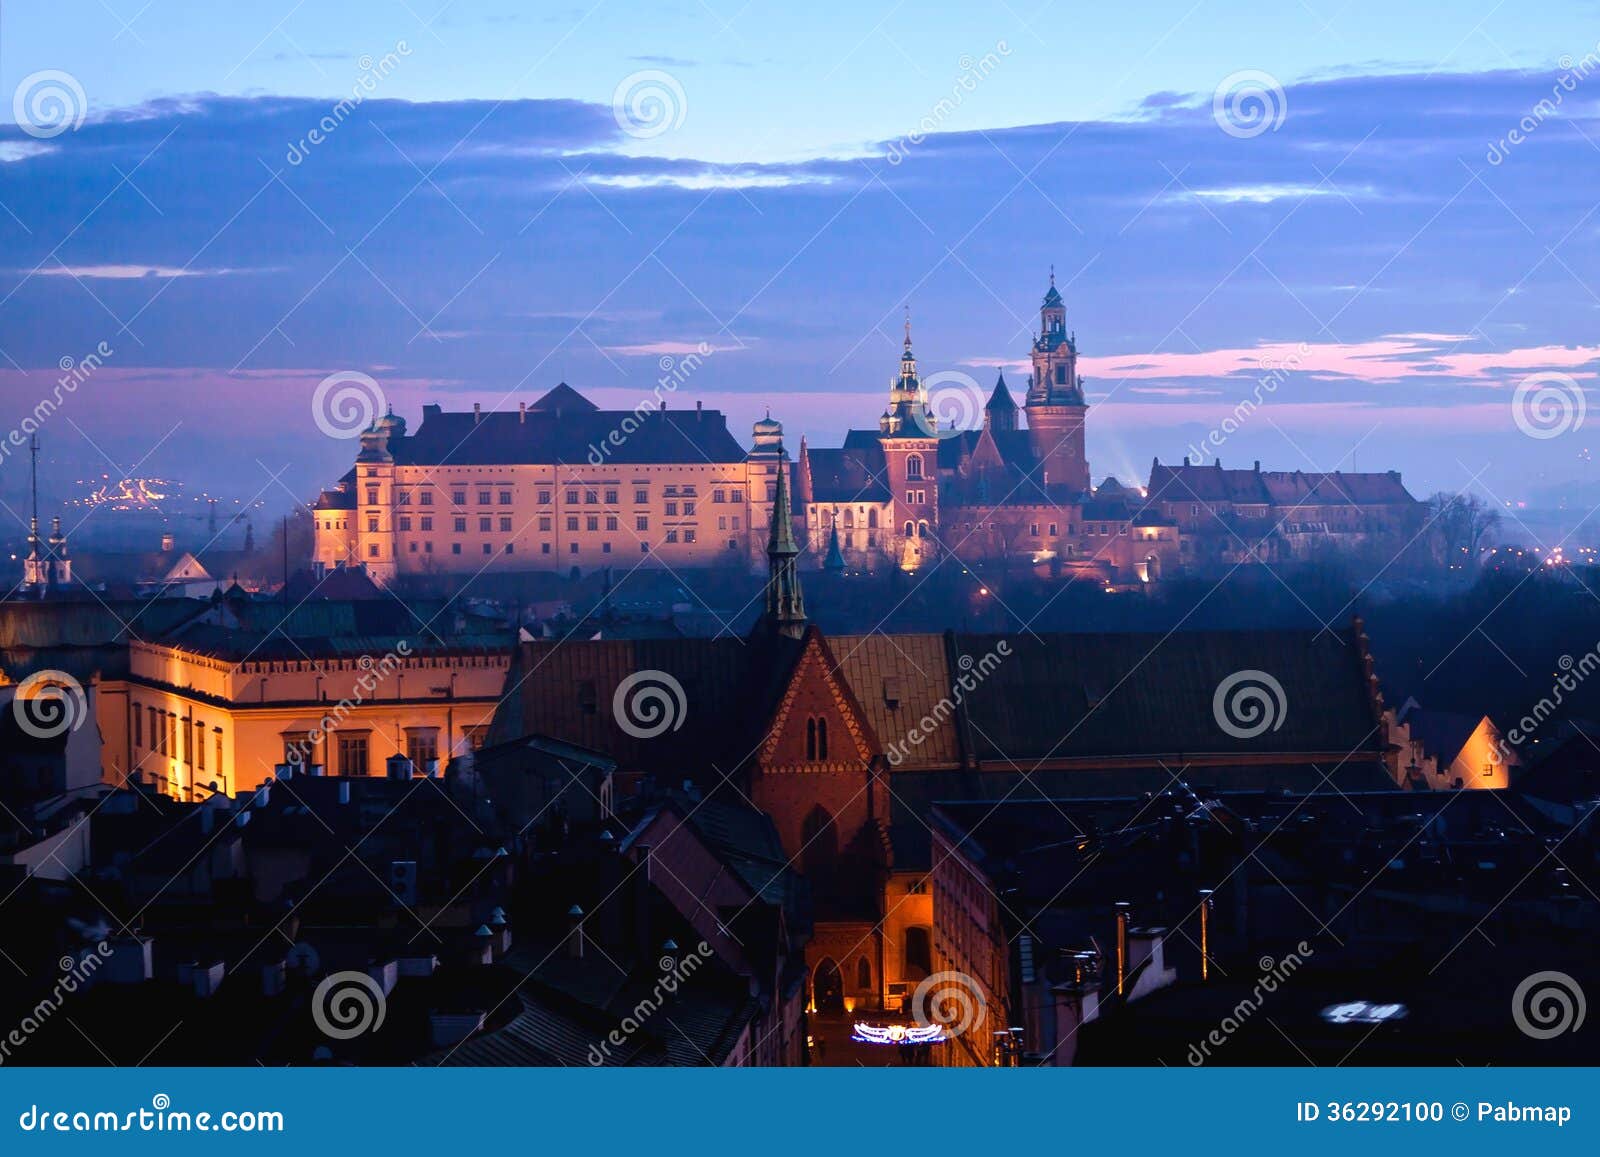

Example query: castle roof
[384,393,747,466]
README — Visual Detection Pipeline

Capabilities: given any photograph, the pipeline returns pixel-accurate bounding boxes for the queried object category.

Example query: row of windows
[374,534,735,559]
[366,485,749,507]
[132,702,220,776]
[380,513,744,536]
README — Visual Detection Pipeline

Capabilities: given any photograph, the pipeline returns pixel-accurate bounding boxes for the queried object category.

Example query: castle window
[684,530,696,544]
[567,490,579,504]
[684,500,696,515]
[713,489,725,503]
[479,517,491,532]
[868,508,878,529]
[454,517,467,532]
[482,543,492,554]
[587,516,599,531]
[904,521,914,538]
[500,517,513,532]
[1056,365,1067,384]
[856,956,871,991]
[1049,523,1058,536]
[665,501,678,516]
[606,516,618,531]
[453,491,466,505]
[368,544,379,557]
[843,509,854,528]
[542,543,551,554]
[605,489,618,504]
[420,517,432,531]
[566,516,579,531]
[635,489,648,504]
[408,542,418,553]
[731,489,743,503]
[499,491,512,505]
[570,543,579,554]
[419,491,433,506]
[539,490,552,504]
[602,542,611,553]
[452,543,461,554]
[1030,523,1039,537]
[636,515,649,531]
[918,521,929,538]
[134,704,142,748]
[665,530,678,543]
[366,487,379,504]
[585,490,597,504]
[478,490,491,505]
[732,518,740,530]
[396,491,411,505]
[906,454,923,480]
[398,516,412,532]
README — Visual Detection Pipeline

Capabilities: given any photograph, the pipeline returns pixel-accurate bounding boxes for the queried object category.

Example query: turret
[763,453,806,638]
[985,371,1018,432]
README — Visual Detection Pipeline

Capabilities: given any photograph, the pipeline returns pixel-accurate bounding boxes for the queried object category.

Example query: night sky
[2,2,1598,515]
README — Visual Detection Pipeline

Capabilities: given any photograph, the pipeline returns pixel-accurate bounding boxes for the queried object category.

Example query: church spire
[764,453,805,638]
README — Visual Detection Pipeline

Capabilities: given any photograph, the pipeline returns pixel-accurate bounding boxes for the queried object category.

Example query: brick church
[495,460,1403,1055]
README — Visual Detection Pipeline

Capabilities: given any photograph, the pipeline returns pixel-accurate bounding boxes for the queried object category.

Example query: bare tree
[1426,491,1500,568]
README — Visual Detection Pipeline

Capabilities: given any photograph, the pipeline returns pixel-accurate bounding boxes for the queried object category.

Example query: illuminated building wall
[96,640,509,799]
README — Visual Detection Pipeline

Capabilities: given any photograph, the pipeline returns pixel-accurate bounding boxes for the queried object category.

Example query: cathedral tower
[1025,271,1089,493]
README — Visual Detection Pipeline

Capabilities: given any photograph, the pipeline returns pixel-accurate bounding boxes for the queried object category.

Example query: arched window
[904,520,914,538]
[918,520,929,539]
[805,718,817,760]
[817,718,828,760]
[843,508,854,528]
[905,454,923,480]
[856,956,872,991]
[867,508,878,529]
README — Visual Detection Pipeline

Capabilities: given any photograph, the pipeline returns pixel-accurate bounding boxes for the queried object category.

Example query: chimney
[160,532,175,552]
[565,905,585,959]
[1114,901,1131,995]
[696,400,703,421]
[473,403,482,423]
[519,401,526,423]
[1253,460,1261,472]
